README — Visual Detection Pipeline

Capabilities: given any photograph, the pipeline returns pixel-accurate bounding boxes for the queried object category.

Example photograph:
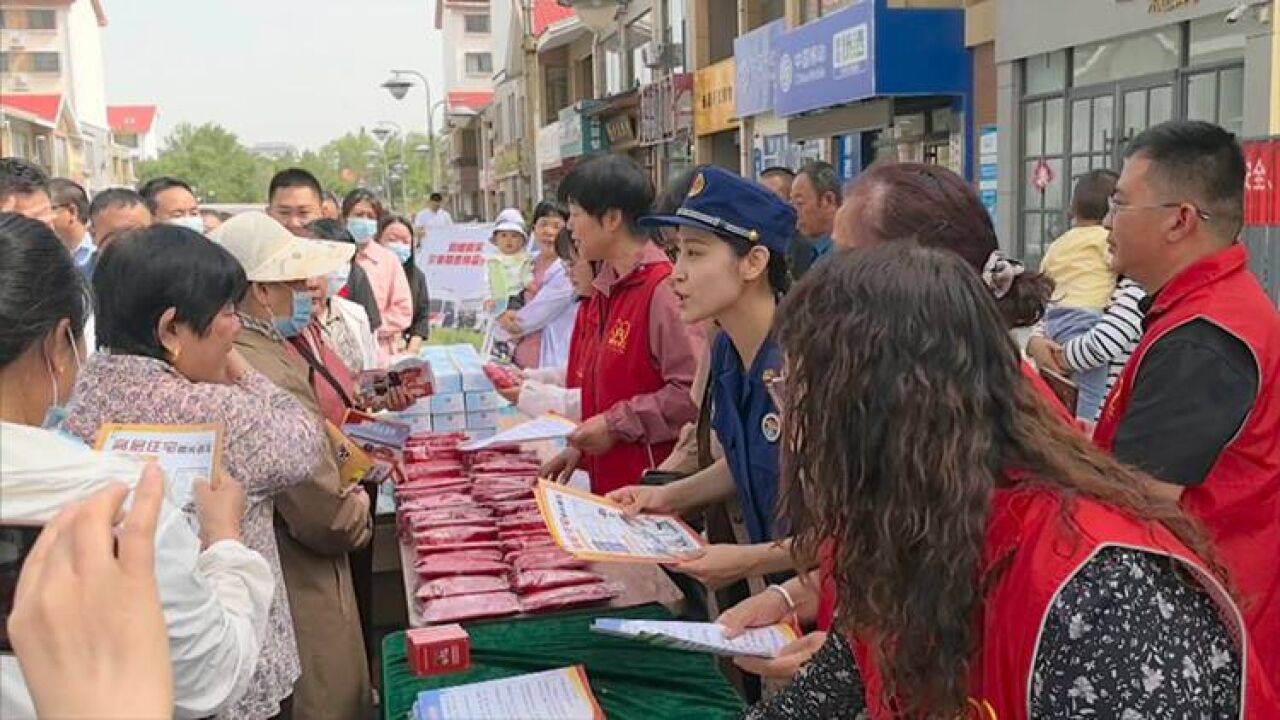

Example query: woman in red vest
[735,244,1274,719]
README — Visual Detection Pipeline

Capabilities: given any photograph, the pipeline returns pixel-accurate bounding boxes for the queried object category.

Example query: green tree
[137,123,269,203]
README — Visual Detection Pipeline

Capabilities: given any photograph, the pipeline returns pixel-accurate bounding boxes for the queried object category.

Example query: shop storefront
[694,58,740,171]
[559,100,610,169]
[997,0,1264,266]
[639,74,695,187]
[733,0,968,185]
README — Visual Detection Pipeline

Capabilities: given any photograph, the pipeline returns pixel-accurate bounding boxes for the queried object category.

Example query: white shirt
[0,422,274,719]
[494,260,578,370]
[413,207,453,232]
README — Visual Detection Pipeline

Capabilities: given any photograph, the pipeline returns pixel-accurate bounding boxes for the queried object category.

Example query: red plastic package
[497,513,547,532]
[414,555,509,578]
[491,499,541,516]
[407,506,494,524]
[415,549,504,564]
[482,362,522,390]
[518,582,622,613]
[416,574,512,600]
[414,540,503,555]
[509,568,605,593]
[412,525,499,546]
[501,536,558,554]
[498,529,551,544]
[404,462,467,480]
[399,493,473,511]
[474,488,534,504]
[420,591,521,624]
[512,549,587,572]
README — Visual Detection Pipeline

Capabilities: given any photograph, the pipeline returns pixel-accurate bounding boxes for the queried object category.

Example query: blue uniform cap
[639,165,797,257]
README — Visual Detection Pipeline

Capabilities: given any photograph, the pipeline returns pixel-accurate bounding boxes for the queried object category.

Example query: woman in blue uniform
[609,166,797,590]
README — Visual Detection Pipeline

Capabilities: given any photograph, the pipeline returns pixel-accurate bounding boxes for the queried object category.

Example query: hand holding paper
[534,481,705,563]
[590,619,798,659]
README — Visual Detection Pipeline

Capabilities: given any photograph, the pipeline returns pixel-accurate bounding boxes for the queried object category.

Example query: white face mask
[167,215,207,234]
[42,325,82,430]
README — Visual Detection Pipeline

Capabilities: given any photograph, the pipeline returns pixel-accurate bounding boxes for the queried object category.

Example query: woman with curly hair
[735,244,1273,718]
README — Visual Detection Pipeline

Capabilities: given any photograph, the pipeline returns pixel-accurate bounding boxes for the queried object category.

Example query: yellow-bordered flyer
[94,422,224,507]
[411,665,605,720]
[534,480,706,563]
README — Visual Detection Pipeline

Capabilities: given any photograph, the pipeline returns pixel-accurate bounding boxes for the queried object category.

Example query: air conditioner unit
[7,32,25,49]
[641,43,665,69]
[10,75,30,91]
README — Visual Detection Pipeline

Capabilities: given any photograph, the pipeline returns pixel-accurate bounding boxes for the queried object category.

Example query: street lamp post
[374,120,410,213]
[382,70,443,203]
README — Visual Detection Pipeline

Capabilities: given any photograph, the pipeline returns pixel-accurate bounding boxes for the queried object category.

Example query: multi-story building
[0,1,148,188]
[107,104,158,161]
[436,0,498,219]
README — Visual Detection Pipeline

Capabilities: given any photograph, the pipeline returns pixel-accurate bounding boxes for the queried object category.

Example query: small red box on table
[405,624,471,677]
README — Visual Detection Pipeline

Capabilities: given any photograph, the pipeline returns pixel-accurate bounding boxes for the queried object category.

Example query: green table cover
[382,603,745,720]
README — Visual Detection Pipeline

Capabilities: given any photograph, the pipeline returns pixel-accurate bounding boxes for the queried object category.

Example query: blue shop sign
[775,1,876,117]
[735,19,785,118]
[772,0,967,119]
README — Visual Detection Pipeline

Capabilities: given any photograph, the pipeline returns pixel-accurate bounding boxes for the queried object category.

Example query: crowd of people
[0,116,1277,719]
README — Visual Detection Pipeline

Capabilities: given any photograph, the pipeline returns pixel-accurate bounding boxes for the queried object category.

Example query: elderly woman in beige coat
[213,212,374,720]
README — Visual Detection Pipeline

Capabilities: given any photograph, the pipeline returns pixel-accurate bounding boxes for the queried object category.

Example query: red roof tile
[107,105,157,134]
[533,0,575,36]
[447,90,494,113]
[0,94,62,124]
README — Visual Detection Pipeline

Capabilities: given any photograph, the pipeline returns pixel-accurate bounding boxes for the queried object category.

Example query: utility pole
[521,0,542,207]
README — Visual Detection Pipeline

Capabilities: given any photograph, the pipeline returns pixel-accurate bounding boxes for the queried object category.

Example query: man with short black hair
[0,157,53,227]
[267,168,325,237]
[789,161,840,279]
[543,154,698,494]
[759,166,795,202]
[413,191,452,239]
[88,188,152,258]
[48,178,95,276]
[1095,119,1280,675]
[139,176,201,231]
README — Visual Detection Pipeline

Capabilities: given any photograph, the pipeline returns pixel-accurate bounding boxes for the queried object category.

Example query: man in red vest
[542,154,699,495]
[1095,119,1280,677]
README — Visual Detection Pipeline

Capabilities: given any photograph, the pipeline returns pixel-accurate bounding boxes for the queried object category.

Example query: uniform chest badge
[761,413,781,443]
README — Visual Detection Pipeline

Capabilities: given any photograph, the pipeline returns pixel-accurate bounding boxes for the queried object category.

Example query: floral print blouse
[63,352,326,720]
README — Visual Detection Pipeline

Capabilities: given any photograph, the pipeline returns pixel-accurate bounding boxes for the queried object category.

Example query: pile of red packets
[482,362,522,391]
[398,432,622,625]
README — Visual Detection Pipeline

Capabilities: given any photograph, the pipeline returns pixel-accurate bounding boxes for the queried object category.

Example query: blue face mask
[327,264,351,296]
[42,326,82,430]
[272,289,313,338]
[389,243,412,264]
[347,218,378,243]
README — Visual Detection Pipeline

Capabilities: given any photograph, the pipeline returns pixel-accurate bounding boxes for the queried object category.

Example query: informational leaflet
[590,619,798,659]
[94,423,223,507]
[411,665,605,720]
[534,481,705,563]
[457,413,577,452]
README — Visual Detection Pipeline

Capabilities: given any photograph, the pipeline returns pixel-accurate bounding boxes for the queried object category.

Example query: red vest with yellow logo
[1093,243,1280,677]
[852,484,1277,719]
[578,260,676,494]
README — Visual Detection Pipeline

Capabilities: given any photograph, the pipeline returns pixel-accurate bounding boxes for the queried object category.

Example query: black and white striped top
[1062,278,1146,396]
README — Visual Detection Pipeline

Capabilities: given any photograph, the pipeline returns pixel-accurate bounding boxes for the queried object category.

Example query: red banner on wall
[1243,138,1279,227]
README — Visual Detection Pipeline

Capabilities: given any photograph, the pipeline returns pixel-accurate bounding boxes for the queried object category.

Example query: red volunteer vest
[814,361,1073,632]
[565,301,592,392]
[852,485,1277,719]
[1093,243,1280,677]
[578,260,676,494]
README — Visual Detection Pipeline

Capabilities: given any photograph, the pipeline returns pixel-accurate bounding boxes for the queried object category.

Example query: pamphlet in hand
[341,409,412,484]
[411,665,605,720]
[534,480,705,563]
[457,413,577,452]
[355,357,434,408]
[94,423,223,507]
[590,618,798,658]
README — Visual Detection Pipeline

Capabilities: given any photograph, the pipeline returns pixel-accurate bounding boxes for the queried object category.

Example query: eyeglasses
[1107,196,1212,222]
